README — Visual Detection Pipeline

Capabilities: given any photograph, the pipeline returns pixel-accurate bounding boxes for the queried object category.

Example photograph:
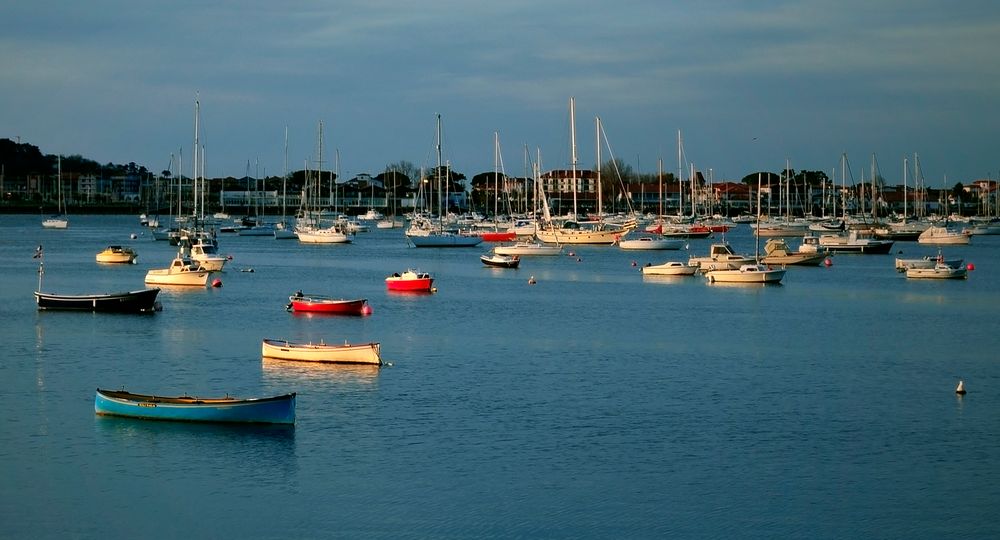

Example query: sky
[3,1,999,188]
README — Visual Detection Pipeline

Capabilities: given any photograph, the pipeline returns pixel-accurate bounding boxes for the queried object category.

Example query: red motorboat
[286,292,371,315]
[385,270,435,292]
[479,231,516,242]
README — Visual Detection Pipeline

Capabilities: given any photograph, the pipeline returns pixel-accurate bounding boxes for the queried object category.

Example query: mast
[282,126,288,223]
[193,96,200,221]
[903,156,908,219]
[595,116,602,219]
[569,97,578,220]
[436,114,443,224]
[677,130,684,217]
[494,131,500,220]
[657,158,663,219]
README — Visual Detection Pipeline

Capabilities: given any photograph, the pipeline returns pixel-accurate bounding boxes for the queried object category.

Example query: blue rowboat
[95,389,295,424]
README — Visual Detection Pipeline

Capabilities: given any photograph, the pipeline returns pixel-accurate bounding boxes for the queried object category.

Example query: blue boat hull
[95,389,295,424]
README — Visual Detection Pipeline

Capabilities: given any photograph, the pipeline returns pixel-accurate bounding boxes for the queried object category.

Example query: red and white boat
[286,293,371,315]
[385,269,434,292]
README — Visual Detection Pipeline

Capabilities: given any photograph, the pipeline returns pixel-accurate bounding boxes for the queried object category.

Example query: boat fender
[956,380,967,395]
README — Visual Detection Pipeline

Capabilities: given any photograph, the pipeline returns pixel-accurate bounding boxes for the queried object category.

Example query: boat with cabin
[95,245,138,264]
[385,269,434,292]
[144,253,210,286]
[641,261,698,276]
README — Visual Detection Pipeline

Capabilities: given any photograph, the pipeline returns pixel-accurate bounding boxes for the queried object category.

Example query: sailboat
[296,121,352,244]
[619,158,685,250]
[274,127,298,239]
[376,167,404,229]
[41,156,69,229]
[535,98,636,244]
[704,173,786,284]
[405,114,483,247]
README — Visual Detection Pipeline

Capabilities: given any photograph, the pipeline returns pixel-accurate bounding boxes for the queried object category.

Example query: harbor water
[1,214,999,538]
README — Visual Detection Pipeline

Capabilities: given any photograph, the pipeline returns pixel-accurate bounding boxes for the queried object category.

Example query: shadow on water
[94,413,297,444]
[261,357,381,386]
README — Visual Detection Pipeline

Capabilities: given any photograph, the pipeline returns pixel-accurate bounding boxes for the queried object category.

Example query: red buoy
[211,278,222,287]
[967,262,975,271]
[824,258,833,267]
[361,304,373,316]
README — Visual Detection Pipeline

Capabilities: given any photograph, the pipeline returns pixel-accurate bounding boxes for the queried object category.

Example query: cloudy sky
[3,1,998,187]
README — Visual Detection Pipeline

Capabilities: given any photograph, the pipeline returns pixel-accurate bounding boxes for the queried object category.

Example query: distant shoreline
[1,203,145,215]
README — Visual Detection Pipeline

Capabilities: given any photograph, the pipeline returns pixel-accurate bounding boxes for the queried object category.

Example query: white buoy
[528,276,536,285]
[956,380,966,395]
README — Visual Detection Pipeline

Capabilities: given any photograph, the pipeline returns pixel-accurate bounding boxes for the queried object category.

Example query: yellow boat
[96,245,138,264]
[262,338,382,365]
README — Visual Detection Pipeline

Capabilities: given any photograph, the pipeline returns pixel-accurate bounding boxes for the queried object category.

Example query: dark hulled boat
[34,288,161,313]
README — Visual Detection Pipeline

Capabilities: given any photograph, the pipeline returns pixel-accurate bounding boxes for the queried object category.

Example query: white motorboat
[641,261,698,276]
[688,243,755,272]
[705,263,786,284]
[493,241,563,256]
[144,254,210,286]
[188,237,227,272]
[618,236,686,250]
[917,226,971,245]
[297,224,353,244]
[905,262,968,279]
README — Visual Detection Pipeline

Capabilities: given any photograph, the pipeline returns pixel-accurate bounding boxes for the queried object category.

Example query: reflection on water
[94,415,297,488]
[289,310,366,319]
[154,285,213,294]
[640,274,697,285]
[95,413,296,442]
[705,280,783,288]
[262,357,381,385]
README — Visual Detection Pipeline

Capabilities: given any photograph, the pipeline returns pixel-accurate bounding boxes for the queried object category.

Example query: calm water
[1,214,999,538]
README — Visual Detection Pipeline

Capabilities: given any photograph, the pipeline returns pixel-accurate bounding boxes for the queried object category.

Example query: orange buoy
[211,278,222,288]
[956,380,967,395]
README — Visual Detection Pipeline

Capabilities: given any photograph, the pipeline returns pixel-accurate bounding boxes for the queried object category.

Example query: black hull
[823,242,894,254]
[35,288,161,313]
[481,257,520,269]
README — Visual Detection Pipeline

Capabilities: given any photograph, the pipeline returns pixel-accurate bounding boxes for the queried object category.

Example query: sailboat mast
[570,97,578,220]
[436,114,443,223]
[282,126,288,221]
[903,156,908,219]
[595,116,602,219]
[677,130,684,216]
[193,96,200,221]
[658,158,663,218]
[494,131,500,220]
